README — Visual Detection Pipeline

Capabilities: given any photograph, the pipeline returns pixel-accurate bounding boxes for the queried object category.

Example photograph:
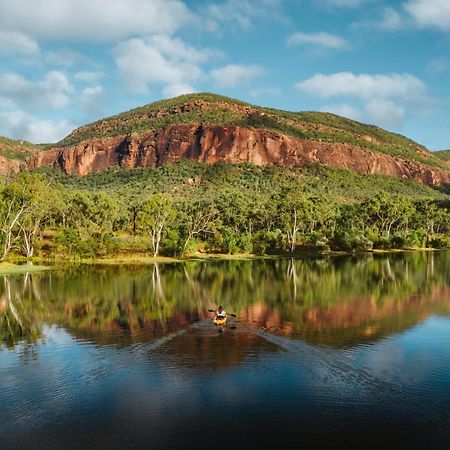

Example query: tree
[414,200,450,245]
[273,183,313,252]
[0,174,41,260]
[179,200,218,256]
[18,175,54,257]
[361,193,414,238]
[137,194,175,257]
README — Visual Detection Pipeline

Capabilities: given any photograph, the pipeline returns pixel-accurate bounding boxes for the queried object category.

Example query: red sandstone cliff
[0,155,21,175]
[26,124,450,185]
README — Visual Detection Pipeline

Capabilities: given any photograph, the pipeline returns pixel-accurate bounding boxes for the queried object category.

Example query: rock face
[0,155,21,175]
[27,124,450,185]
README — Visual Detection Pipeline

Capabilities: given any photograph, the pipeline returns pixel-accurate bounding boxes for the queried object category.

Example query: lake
[1,252,450,449]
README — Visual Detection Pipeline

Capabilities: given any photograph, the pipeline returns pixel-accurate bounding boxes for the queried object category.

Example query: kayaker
[215,305,226,318]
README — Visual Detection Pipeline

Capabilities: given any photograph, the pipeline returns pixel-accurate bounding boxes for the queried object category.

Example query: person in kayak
[216,305,226,318]
[208,306,227,318]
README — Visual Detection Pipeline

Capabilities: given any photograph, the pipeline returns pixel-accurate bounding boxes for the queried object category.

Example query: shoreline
[3,247,444,271]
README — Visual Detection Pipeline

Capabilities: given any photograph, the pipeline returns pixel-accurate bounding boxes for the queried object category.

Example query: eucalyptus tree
[137,194,175,257]
[179,200,219,256]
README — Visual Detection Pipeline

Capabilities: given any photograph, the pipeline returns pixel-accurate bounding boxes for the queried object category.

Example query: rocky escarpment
[0,155,21,175]
[27,124,450,185]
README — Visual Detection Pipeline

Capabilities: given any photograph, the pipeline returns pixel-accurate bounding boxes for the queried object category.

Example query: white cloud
[0,71,74,110]
[0,111,75,144]
[0,31,39,56]
[426,58,450,76]
[0,0,191,41]
[296,72,426,128]
[319,0,366,7]
[211,64,264,88]
[287,31,349,49]
[376,7,405,30]
[296,72,425,100]
[321,103,361,121]
[162,83,196,98]
[404,0,450,31]
[74,71,105,83]
[81,86,104,115]
[113,35,212,95]
[45,48,95,68]
[207,0,284,31]
[365,99,405,128]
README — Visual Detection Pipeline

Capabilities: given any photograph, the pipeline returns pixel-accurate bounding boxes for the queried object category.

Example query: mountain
[0,136,43,175]
[26,93,450,185]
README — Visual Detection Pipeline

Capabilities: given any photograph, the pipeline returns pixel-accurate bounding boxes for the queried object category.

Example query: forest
[1,161,450,260]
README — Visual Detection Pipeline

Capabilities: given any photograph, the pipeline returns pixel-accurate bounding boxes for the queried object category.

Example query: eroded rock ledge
[26,124,450,186]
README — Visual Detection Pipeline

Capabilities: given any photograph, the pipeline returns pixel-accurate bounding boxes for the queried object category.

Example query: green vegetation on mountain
[0,136,43,161]
[435,150,450,162]
[56,93,448,170]
[0,161,448,261]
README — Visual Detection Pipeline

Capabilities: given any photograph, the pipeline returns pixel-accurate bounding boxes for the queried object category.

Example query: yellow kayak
[213,315,227,326]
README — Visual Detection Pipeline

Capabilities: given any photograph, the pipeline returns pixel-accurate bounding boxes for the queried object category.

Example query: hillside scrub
[1,163,450,260]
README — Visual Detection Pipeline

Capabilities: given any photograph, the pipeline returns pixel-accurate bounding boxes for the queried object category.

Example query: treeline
[1,165,450,260]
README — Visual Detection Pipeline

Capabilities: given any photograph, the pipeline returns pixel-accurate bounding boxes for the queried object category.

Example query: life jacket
[216,310,226,318]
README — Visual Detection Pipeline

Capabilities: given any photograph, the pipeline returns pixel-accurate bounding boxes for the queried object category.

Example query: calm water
[1,253,450,449]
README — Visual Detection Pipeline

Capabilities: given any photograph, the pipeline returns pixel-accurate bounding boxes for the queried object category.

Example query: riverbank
[6,247,444,268]
[0,262,52,275]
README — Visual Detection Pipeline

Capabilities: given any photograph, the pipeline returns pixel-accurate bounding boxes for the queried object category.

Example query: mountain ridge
[3,93,450,184]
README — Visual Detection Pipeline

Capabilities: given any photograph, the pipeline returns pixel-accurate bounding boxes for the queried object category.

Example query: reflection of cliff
[64,263,211,347]
[2,253,450,350]
[240,284,450,347]
[68,308,209,347]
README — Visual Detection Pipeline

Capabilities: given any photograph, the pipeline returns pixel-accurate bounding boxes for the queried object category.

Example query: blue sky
[0,0,449,150]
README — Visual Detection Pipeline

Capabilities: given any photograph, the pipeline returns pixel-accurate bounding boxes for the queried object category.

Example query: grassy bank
[9,247,444,269]
[0,262,52,274]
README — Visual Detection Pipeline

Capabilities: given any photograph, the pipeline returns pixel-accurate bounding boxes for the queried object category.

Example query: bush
[252,230,280,254]
[430,236,450,249]
[332,231,373,252]
[405,229,427,248]
[304,232,330,251]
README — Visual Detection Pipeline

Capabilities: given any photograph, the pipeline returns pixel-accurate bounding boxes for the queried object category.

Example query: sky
[0,0,449,150]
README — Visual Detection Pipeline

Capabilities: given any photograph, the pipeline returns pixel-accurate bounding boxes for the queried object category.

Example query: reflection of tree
[152,263,166,331]
[2,252,450,350]
[287,258,299,302]
[0,275,42,347]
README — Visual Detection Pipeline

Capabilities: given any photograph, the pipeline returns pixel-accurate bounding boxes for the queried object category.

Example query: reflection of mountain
[240,285,450,347]
[2,252,450,350]
[68,308,208,347]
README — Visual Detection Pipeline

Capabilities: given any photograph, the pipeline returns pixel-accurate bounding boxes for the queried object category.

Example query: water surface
[1,252,450,449]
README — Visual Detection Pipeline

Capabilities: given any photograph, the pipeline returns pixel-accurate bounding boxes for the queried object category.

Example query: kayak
[213,315,227,326]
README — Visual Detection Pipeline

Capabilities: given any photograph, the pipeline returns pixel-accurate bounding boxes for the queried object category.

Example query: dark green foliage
[3,162,450,258]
